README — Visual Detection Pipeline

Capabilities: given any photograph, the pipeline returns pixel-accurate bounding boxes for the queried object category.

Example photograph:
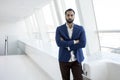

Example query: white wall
[0,21,28,55]
[0,33,6,55]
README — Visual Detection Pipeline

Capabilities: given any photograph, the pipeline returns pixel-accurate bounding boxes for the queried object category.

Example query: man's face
[65,11,75,23]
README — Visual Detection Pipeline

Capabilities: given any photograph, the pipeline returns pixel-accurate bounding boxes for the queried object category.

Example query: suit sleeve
[55,27,74,48]
[70,27,86,50]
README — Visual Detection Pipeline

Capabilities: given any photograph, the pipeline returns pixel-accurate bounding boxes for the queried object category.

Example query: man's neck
[67,23,73,29]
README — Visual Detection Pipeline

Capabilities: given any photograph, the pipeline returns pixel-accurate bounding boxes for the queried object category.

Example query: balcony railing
[98,30,120,54]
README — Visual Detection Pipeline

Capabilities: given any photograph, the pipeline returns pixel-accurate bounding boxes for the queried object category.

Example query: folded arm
[55,28,74,47]
[70,28,86,50]
[55,27,86,50]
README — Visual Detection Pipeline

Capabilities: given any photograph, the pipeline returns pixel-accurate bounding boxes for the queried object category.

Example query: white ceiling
[0,0,51,22]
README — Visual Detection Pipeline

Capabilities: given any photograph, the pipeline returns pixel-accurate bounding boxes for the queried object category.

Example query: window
[25,14,41,40]
[93,0,120,53]
[42,1,59,53]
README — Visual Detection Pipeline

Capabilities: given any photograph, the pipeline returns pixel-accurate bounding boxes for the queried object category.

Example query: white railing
[17,40,61,80]
[98,30,120,53]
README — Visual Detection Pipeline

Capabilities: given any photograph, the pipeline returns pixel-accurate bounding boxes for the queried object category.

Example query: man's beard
[66,19,74,23]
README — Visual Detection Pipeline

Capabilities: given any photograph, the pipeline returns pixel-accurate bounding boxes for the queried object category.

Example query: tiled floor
[0,55,52,80]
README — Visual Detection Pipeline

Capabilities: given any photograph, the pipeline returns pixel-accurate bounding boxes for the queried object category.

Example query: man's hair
[65,8,75,15]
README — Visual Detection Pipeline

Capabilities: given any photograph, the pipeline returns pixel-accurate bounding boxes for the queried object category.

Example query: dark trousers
[59,61,83,80]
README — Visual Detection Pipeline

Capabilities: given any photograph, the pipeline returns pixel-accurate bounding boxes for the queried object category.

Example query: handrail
[101,46,120,50]
[98,31,120,52]
[5,36,8,55]
[98,30,120,33]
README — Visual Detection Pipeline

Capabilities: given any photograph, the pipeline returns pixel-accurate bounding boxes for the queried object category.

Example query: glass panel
[42,1,58,34]
[47,32,55,41]
[42,3,54,32]
[42,1,59,52]
[93,0,120,30]
[99,32,120,53]
[32,14,39,32]
[93,0,120,53]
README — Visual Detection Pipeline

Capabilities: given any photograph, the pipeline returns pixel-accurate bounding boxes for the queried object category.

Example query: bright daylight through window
[93,0,120,54]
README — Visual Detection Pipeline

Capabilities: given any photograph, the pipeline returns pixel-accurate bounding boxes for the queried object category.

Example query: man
[55,8,86,80]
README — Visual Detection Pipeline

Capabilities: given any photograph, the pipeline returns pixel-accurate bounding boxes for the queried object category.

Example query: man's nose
[68,16,72,19]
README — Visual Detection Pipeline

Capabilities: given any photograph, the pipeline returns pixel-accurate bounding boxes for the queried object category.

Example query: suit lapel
[63,24,78,40]
[71,25,78,39]
[63,24,70,39]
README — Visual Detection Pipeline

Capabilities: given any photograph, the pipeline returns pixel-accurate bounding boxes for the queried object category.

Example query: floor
[0,55,52,80]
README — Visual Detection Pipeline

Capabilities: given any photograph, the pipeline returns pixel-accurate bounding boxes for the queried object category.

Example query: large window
[25,14,40,39]
[42,0,59,53]
[93,0,120,53]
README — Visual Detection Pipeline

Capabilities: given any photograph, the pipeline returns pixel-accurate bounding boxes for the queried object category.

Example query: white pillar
[76,0,101,55]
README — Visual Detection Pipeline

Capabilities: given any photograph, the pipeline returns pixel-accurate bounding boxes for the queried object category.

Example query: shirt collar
[66,23,74,30]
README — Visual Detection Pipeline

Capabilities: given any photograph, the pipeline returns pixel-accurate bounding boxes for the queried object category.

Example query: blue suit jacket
[55,24,86,63]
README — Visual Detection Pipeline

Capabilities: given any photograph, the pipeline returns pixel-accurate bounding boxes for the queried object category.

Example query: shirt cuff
[67,47,70,51]
[74,40,77,44]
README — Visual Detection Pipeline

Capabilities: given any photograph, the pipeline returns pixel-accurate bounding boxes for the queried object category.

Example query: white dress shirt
[66,24,76,62]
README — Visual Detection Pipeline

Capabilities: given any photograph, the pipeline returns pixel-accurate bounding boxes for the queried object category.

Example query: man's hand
[74,40,79,44]
[60,37,64,41]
